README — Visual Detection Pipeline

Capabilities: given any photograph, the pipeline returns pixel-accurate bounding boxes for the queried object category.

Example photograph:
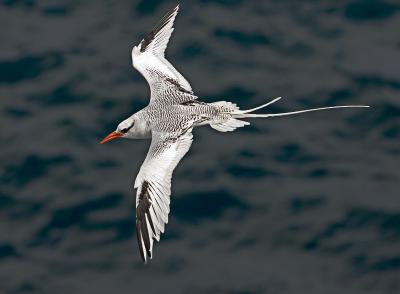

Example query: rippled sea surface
[1,1,399,293]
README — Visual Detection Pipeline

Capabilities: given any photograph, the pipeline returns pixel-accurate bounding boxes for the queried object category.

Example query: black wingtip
[136,224,146,263]
[140,4,180,53]
[136,180,155,263]
[136,224,153,263]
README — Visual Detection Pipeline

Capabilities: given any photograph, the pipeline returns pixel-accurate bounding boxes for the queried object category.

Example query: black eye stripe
[121,123,134,133]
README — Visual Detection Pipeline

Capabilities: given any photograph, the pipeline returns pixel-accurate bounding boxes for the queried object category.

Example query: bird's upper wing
[131,5,197,105]
[134,128,193,262]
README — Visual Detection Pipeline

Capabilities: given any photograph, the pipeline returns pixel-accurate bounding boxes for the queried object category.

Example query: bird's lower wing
[134,129,193,263]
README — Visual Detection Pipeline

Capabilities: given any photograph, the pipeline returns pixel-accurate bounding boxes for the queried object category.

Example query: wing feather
[139,5,178,55]
[131,5,195,104]
[134,129,193,263]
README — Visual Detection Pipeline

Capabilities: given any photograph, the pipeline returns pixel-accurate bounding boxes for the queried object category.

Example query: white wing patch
[134,129,193,262]
[131,4,194,103]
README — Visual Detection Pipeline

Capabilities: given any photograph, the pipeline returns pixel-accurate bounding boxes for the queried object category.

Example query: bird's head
[100,115,150,144]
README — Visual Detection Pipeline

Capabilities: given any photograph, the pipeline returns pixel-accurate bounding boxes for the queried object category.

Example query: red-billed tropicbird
[100,5,369,263]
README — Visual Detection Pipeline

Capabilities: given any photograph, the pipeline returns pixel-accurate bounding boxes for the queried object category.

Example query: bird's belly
[144,103,218,133]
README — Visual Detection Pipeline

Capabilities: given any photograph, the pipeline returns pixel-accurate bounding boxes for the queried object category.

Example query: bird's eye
[119,122,134,134]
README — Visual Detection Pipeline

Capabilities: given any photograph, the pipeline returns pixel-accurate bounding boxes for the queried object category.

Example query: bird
[100,4,369,263]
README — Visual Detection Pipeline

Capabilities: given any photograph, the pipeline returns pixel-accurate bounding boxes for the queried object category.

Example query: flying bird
[100,4,369,263]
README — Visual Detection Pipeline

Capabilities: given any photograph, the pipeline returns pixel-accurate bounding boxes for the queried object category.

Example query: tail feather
[209,97,369,133]
[210,118,249,132]
[239,97,282,114]
[209,101,248,132]
[234,97,369,119]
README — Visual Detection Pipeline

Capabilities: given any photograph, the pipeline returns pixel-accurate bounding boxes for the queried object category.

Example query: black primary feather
[140,5,179,53]
[136,180,155,262]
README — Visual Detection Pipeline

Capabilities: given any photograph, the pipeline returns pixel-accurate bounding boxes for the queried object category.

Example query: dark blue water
[0,1,399,293]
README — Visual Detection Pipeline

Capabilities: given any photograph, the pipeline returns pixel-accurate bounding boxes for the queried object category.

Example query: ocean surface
[0,1,399,293]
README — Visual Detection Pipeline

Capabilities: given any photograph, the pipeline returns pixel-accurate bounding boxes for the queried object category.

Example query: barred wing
[131,5,197,105]
[134,129,193,262]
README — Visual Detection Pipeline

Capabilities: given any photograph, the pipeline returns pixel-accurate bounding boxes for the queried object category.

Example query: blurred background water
[0,0,399,293]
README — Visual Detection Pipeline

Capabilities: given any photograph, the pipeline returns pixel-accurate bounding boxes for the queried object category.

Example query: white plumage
[100,4,369,263]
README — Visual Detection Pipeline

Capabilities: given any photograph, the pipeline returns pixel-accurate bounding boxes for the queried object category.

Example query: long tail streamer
[235,97,369,119]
